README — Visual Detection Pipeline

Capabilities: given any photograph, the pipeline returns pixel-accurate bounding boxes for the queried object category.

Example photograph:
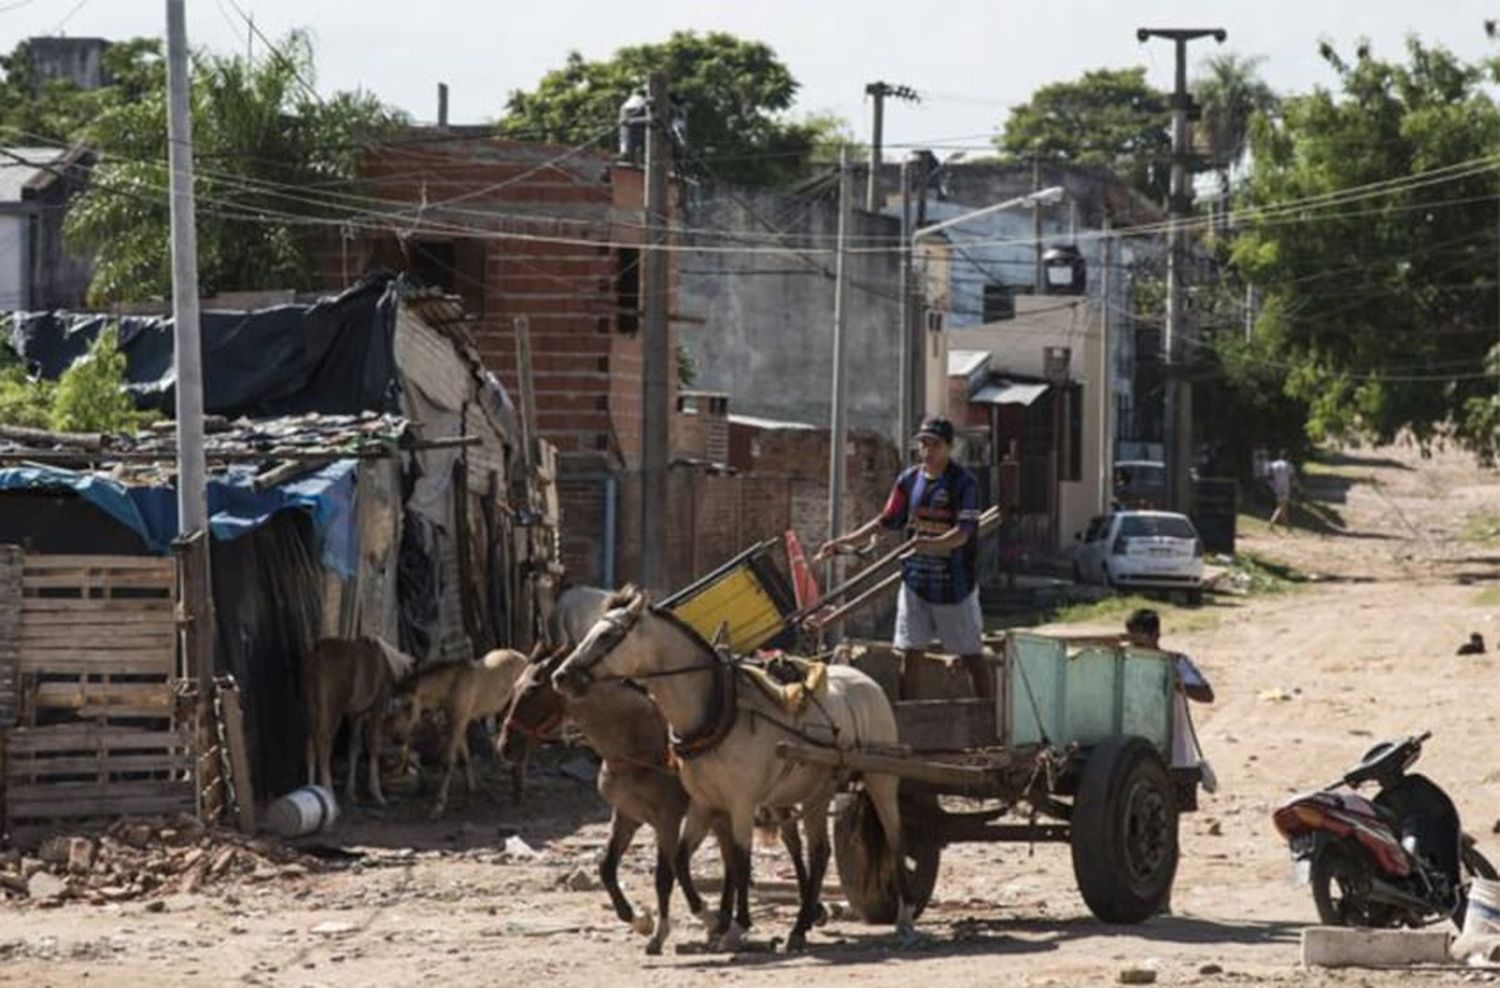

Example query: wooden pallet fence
[3,554,193,832]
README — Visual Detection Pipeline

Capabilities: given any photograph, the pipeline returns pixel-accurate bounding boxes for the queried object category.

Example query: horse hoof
[631,910,655,937]
[897,925,923,950]
[785,932,807,953]
[645,940,662,956]
[814,903,830,927]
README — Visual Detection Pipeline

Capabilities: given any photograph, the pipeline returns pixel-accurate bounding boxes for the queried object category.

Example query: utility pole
[898,156,914,450]
[827,148,852,584]
[1137,26,1226,514]
[864,82,918,212]
[166,0,207,546]
[1033,154,1046,295]
[639,71,670,592]
[1099,213,1113,513]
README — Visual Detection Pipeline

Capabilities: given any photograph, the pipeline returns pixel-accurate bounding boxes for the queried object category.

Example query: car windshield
[1118,515,1197,539]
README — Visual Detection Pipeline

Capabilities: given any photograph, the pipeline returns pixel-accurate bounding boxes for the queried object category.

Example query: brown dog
[301,636,415,806]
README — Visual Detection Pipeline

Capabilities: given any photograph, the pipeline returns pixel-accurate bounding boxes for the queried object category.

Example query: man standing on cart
[817,417,991,701]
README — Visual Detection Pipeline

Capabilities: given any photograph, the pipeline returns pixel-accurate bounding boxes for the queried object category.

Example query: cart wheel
[1070,736,1179,924]
[833,789,941,923]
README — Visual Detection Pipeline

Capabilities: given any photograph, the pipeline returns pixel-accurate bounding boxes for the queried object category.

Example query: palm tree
[1193,53,1279,229]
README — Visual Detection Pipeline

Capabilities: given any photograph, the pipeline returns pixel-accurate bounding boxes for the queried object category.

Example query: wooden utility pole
[864,82,918,212]
[1137,26,1226,513]
[1099,213,1113,513]
[639,71,671,592]
[898,156,914,448]
[826,148,852,585]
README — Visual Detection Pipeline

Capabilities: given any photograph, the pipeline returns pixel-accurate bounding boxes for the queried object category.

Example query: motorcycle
[1273,731,1497,928]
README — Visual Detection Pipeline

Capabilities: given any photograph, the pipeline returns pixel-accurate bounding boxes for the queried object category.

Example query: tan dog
[389,648,530,818]
[301,636,415,806]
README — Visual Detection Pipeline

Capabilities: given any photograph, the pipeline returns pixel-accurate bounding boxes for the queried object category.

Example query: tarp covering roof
[0,459,358,576]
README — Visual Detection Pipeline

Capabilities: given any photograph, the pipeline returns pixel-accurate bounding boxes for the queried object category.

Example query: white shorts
[893,584,983,655]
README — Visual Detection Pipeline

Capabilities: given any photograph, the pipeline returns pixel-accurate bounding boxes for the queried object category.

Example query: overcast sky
[6,0,1500,155]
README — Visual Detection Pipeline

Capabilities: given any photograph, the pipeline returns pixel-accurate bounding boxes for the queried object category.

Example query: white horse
[547,584,613,647]
[553,587,916,952]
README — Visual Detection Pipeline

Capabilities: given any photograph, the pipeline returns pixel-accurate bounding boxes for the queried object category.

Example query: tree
[1194,53,1279,175]
[995,67,1170,199]
[62,33,400,304]
[500,31,825,186]
[1232,38,1500,460]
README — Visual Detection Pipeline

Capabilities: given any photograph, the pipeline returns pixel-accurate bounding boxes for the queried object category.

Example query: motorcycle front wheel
[1310,843,1399,928]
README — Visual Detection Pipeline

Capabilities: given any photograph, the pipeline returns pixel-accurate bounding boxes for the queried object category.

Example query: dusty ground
[4,442,1500,987]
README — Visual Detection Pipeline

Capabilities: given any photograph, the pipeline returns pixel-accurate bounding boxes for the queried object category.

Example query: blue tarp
[0,461,359,577]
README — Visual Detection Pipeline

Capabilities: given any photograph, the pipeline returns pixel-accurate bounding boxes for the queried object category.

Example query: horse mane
[603,584,643,610]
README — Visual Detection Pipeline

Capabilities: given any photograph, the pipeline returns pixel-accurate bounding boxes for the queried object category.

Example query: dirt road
[3,443,1499,987]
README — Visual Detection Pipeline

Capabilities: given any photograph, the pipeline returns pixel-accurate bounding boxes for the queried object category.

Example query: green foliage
[1193,53,1280,171]
[47,326,146,433]
[995,67,1170,199]
[1234,38,1500,461]
[0,364,54,430]
[500,31,825,186]
[676,341,697,388]
[57,33,400,304]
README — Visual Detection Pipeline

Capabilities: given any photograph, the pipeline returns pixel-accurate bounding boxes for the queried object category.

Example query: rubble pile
[0,814,324,905]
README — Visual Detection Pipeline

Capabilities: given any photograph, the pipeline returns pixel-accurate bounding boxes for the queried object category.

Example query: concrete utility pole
[827,148,852,583]
[864,82,918,212]
[1137,26,1226,514]
[166,0,207,544]
[639,70,671,592]
[898,157,915,449]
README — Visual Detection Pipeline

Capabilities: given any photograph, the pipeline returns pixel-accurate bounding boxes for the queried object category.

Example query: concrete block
[1301,926,1452,968]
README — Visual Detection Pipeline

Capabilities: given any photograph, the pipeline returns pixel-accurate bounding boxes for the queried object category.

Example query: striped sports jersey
[880,462,981,604]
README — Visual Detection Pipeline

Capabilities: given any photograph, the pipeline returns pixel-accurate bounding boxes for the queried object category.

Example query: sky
[4,0,1500,156]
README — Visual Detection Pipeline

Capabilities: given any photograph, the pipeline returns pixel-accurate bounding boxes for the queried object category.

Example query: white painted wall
[0,214,28,312]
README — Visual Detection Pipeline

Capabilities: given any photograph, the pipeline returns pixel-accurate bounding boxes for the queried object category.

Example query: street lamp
[911,186,1065,245]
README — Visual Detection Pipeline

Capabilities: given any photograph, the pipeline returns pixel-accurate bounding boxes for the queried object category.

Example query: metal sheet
[971,379,1050,407]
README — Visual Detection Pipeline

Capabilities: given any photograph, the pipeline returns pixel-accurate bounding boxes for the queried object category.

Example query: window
[1119,515,1198,539]
[982,283,1015,323]
[616,247,640,333]
[1058,383,1083,482]
[410,238,486,315]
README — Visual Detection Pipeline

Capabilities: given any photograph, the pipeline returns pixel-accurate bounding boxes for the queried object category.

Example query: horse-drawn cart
[783,631,1197,926]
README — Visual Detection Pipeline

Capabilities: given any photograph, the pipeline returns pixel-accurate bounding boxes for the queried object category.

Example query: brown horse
[501,648,815,954]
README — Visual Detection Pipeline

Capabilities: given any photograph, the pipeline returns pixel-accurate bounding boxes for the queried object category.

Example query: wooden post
[218,677,256,834]
[173,531,219,823]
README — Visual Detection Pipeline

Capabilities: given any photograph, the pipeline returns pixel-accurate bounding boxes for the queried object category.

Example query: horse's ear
[710,621,730,649]
[625,591,647,619]
[528,640,552,663]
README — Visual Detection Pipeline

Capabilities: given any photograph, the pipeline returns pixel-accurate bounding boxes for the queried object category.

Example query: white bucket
[265,785,339,837]
[1463,877,1500,939]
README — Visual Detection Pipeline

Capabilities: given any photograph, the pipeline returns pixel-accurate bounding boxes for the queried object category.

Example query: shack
[0,275,559,837]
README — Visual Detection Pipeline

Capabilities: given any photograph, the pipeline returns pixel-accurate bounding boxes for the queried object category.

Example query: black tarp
[7,273,401,418]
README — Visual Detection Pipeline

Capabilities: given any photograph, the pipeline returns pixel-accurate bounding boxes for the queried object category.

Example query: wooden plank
[0,545,21,729]
[22,627,174,645]
[776,740,1005,792]
[6,783,192,820]
[22,555,174,572]
[22,610,174,626]
[16,654,174,675]
[33,681,174,710]
[20,598,174,614]
[219,680,256,834]
[21,573,174,590]
[894,699,999,752]
[6,725,190,755]
[7,752,193,777]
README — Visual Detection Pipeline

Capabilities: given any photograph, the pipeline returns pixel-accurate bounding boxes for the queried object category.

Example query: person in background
[817,417,990,701]
[1124,608,1217,795]
[1268,450,1298,532]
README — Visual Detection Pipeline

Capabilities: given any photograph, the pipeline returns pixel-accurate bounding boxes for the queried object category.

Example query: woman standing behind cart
[817,417,991,701]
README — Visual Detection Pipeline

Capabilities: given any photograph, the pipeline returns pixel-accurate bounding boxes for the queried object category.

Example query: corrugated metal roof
[971,379,1050,406]
[727,413,818,432]
[0,147,60,204]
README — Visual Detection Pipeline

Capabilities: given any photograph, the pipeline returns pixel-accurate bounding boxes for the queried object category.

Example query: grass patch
[1303,459,1380,484]
[1237,512,1271,538]
[1462,512,1500,546]
[1471,587,1500,607]
[1043,595,1222,634]
[1231,551,1309,595]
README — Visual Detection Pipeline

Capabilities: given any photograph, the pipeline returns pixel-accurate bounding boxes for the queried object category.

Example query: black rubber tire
[833,789,941,924]
[1463,843,1498,880]
[1070,736,1179,924]
[1310,842,1398,927]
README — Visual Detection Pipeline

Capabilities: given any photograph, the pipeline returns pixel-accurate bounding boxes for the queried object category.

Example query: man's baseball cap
[915,417,955,444]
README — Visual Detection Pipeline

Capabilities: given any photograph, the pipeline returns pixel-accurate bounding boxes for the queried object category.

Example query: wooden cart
[780,631,1198,925]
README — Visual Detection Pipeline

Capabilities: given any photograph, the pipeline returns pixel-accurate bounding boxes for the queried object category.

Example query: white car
[1073,510,1205,601]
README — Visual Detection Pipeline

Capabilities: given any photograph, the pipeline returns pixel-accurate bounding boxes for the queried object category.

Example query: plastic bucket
[1463,877,1500,939]
[265,785,339,837]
